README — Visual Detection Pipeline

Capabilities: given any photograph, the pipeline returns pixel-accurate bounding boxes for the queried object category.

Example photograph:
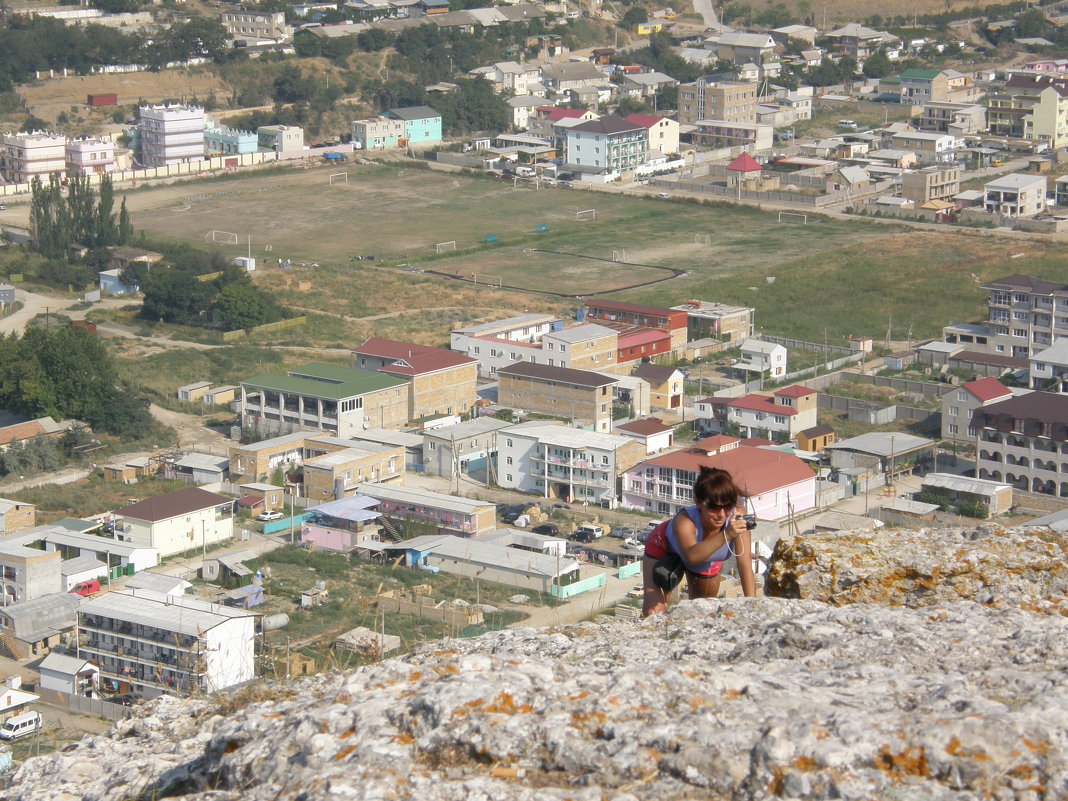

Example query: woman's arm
[672,511,732,566]
[735,529,756,597]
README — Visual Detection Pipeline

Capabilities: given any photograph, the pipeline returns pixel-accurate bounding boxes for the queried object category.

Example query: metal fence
[36,687,127,722]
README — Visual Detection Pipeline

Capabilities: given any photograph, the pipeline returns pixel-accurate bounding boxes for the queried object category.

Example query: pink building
[621,439,816,522]
[300,495,381,553]
[65,136,116,176]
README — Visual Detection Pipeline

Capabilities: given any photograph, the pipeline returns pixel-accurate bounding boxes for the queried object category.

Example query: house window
[1013,329,1027,338]
[948,424,958,434]
[506,457,513,465]
[429,442,436,450]
[949,406,958,416]
[506,474,513,482]
[957,391,968,401]
[506,439,512,447]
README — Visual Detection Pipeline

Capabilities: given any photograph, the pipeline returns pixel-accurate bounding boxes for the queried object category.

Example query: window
[428,441,436,450]
[506,474,513,482]
[506,457,513,465]
[1013,311,1029,321]
[949,406,958,417]
[601,455,609,465]
[506,439,512,447]
[948,424,958,434]
[1013,329,1027,338]
[957,391,968,401]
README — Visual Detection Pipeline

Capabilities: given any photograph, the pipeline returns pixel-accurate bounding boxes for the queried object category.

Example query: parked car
[610,526,638,539]
[623,537,643,551]
[110,694,144,707]
[625,585,644,599]
[70,579,101,597]
[257,510,284,522]
[0,711,42,740]
[531,523,560,536]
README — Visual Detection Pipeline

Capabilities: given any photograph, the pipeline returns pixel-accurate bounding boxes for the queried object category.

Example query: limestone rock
[9,596,1068,801]
[767,525,1068,613]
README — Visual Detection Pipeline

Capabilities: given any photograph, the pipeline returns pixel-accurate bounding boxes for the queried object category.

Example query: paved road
[690,0,720,28]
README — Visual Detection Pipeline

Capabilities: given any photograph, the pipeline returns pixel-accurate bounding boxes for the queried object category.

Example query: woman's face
[698,502,733,531]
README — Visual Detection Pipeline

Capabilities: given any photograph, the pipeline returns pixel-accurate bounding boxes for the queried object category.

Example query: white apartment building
[139,104,206,168]
[739,339,787,378]
[941,377,1014,443]
[120,487,234,559]
[65,136,116,176]
[984,173,1047,217]
[220,9,288,40]
[451,318,617,377]
[1,131,66,184]
[496,421,646,505]
[725,386,818,442]
[78,590,258,698]
[564,117,648,174]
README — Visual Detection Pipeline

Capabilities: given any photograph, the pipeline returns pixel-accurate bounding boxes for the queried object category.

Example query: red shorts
[643,518,723,577]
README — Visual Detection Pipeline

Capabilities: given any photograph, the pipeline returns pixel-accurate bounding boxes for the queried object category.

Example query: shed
[38,652,99,696]
[335,626,401,655]
[919,472,1012,516]
[60,555,108,591]
[225,583,265,609]
[201,549,257,583]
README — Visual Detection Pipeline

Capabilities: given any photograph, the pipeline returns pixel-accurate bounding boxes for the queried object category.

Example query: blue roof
[309,495,381,522]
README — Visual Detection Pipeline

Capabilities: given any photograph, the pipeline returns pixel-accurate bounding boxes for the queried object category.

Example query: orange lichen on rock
[876,745,929,778]
[484,692,533,715]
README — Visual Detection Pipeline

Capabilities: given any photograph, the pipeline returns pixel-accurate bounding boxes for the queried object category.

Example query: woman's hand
[724,510,749,541]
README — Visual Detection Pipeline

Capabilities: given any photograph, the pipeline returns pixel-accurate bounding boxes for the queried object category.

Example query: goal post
[575,209,597,222]
[204,230,239,244]
[694,233,712,245]
[328,172,348,184]
[435,241,457,254]
[473,274,503,287]
[778,212,808,224]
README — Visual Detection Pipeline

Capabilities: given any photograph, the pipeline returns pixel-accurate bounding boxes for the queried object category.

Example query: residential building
[527,106,599,138]
[942,377,1014,443]
[916,102,987,135]
[65,136,115,175]
[713,31,777,64]
[542,324,618,370]
[203,125,259,157]
[771,24,817,45]
[899,68,976,105]
[614,417,677,454]
[0,543,61,604]
[631,363,685,411]
[78,590,258,697]
[497,421,645,505]
[564,116,647,174]
[357,483,497,538]
[302,440,404,502]
[1030,340,1068,392]
[120,487,233,559]
[139,104,205,168]
[614,326,673,367]
[980,274,1068,359]
[237,482,285,511]
[677,77,759,126]
[39,652,99,697]
[901,165,961,205]
[621,440,816,521]
[919,473,1013,516]
[825,432,935,477]
[625,114,680,155]
[350,117,406,149]
[0,498,34,535]
[0,416,64,450]
[890,131,959,164]
[3,523,158,574]
[257,125,304,154]
[795,424,836,453]
[497,362,618,433]
[451,313,558,349]
[619,72,679,102]
[739,339,787,378]
[541,62,606,93]
[671,300,754,343]
[239,362,409,437]
[825,23,899,60]
[421,418,513,479]
[506,95,544,130]
[988,72,1068,148]
[0,131,66,184]
[691,119,773,151]
[479,61,543,96]
[220,9,288,40]
[301,495,381,552]
[168,452,229,485]
[971,391,1068,496]
[382,106,442,147]
[725,386,818,441]
[177,382,211,402]
[984,174,1046,217]
[228,431,320,484]
[0,593,78,659]
[352,337,478,421]
[584,300,689,350]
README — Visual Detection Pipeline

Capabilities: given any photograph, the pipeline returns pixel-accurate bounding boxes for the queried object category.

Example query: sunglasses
[700,503,735,511]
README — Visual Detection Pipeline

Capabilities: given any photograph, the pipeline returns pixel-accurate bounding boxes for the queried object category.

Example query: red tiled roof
[726,152,763,173]
[739,437,776,448]
[616,417,674,436]
[727,394,797,415]
[354,337,475,375]
[775,385,815,398]
[547,108,590,120]
[237,495,265,508]
[695,434,739,452]
[635,446,814,496]
[624,113,664,128]
[0,420,48,447]
[617,328,668,348]
[122,487,231,523]
[963,376,1012,402]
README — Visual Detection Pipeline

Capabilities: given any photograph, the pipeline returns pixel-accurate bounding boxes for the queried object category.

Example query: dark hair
[692,466,743,508]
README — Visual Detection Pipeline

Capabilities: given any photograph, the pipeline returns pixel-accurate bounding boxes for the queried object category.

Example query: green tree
[118,196,133,245]
[95,174,117,247]
[862,49,892,78]
[621,7,647,28]
[214,282,273,331]
[141,268,211,325]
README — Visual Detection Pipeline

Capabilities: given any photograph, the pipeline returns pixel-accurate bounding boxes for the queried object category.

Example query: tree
[118,197,133,245]
[214,283,274,331]
[620,7,646,28]
[95,174,117,247]
[140,268,212,325]
[862,49,892,79]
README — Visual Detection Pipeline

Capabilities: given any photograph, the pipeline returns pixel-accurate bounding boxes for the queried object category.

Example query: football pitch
[126,162,1066,343]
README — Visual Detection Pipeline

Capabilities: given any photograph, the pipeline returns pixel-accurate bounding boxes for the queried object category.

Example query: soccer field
[126,163,1066,344]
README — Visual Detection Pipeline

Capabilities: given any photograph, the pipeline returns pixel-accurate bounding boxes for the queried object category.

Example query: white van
[0,711,42,740]
[574,524,605,540]
[837,119,858,129]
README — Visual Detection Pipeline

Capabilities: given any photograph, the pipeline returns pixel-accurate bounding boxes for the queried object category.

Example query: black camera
[742,514,757,530]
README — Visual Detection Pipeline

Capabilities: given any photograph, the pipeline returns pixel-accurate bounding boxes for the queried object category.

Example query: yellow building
[634,21,663,34]
[498,362,619,433]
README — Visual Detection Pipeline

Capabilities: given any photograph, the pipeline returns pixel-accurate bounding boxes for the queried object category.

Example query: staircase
[377,517,403,543]
[0,630,25,660]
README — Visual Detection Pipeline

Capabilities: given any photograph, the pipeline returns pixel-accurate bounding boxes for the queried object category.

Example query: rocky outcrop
[8,526,1068,801]
[767,524,1068,612]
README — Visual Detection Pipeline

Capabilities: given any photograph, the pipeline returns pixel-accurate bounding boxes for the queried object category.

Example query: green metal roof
[242,363,407,400]
[900,68,941,80]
